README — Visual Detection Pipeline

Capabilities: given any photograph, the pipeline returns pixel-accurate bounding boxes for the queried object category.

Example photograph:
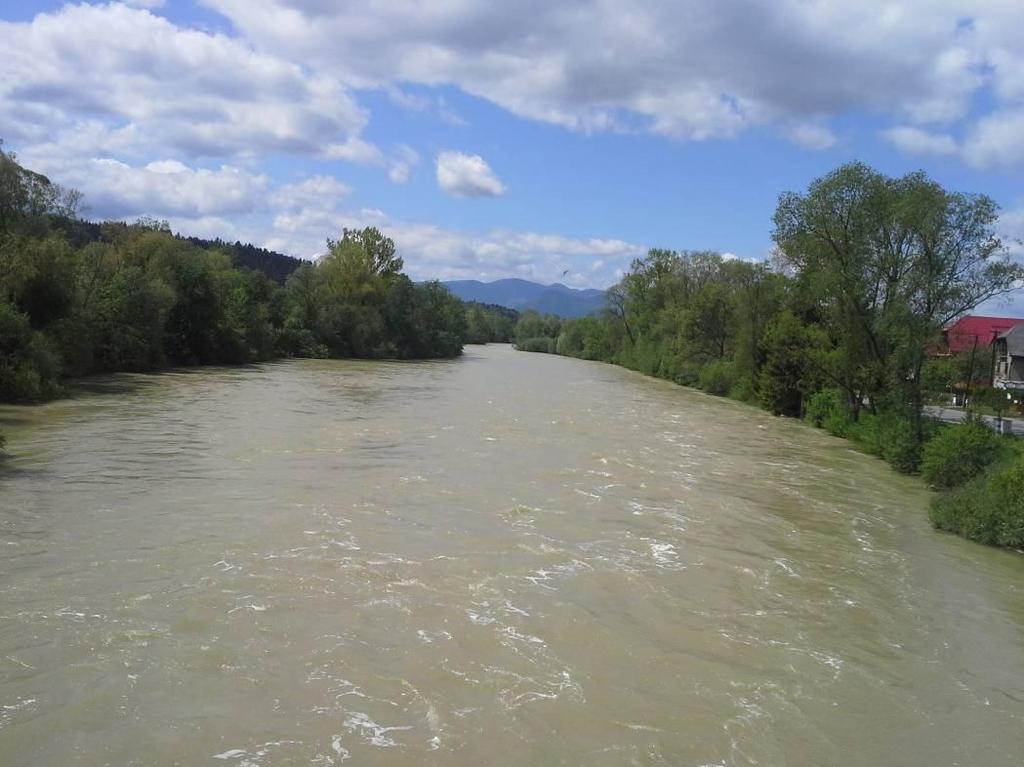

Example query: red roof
[943,315,1024,354]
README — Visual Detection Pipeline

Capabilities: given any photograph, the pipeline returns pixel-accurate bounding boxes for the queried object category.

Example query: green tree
[773,162,1022,440]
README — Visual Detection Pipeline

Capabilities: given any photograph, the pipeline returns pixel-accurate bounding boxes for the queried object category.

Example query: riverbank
[513,343,1024,552]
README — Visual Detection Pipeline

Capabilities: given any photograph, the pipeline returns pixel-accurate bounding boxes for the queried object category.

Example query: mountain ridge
[441,278,606,318]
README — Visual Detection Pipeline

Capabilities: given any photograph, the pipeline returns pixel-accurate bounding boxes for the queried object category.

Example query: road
[924,405,1024,436]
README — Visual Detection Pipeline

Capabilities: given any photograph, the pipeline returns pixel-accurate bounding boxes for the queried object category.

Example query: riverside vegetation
[0,145,513,418]
[513,163,1024,549]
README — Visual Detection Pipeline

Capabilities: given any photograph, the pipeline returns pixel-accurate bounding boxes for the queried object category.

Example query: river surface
[1,344,1023,766]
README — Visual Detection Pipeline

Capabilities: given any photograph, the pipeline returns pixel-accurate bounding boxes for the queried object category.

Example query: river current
[1,344,1022,765]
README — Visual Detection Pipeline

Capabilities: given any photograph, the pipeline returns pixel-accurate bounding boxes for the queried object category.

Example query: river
[1,344,1022,766]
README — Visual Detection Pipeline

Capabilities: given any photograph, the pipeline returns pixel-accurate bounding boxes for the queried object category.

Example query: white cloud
[882,125,958,156]
[388,145,420,184]
[271,176,352,212]
[436,151,505,198]
[962,110,1024,169]
[0,3,373,164]
[34,156,270,220]
[200,0,1022,155]
[788,123,837,150]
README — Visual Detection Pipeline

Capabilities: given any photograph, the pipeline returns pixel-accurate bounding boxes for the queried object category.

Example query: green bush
[697,359,735,396]
[849,412,924,474]
[0,301,63,402]
[880,418,927,474]
[516,336,557,354]
[930,456,1024,548]
[728,374,757,403]
[920,419,1007,489]
[804,389,853,437]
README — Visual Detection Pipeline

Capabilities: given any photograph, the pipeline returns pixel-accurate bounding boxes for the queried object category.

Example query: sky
[1,0,1023,308]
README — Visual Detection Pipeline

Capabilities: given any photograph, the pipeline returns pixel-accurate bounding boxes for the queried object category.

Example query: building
[941,315,1024,356]
[994,325,1024,391]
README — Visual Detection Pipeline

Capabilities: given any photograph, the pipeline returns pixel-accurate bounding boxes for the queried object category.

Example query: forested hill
[49,218,306,284]
[442,278,606,318]
[183,237,305,283]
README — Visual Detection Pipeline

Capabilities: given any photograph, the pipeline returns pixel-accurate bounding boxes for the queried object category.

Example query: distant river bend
[1,344,1022,765]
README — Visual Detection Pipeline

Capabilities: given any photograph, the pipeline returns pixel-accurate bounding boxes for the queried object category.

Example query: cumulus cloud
[29,156,270,220]
[962,110,1024,169]
[200,0,1021,156]
[271,176,352,212]
[436,151,505,198]
[0,3,372,163]
[882,125,958,156]
[788,123,837,150]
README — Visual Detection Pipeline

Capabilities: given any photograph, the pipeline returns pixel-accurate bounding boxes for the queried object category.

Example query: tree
[325,227,403,279]
[773,162,1022,440]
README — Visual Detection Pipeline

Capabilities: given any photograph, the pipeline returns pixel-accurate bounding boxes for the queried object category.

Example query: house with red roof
[940,315,1024,356]
[994,324,1024,391]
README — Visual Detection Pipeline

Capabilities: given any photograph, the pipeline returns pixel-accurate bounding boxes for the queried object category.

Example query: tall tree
[774,162,1022,438]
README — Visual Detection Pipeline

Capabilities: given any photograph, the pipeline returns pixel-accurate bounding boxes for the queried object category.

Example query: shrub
[516,337,557,354]
[697,359,735,396]
[920,419,1007,489]
[0,301,63,402]
[930,457,1024,548]
[879,418,926,474]
[849,412,924,474]
[728,374,756,403]
[804,389,852,437]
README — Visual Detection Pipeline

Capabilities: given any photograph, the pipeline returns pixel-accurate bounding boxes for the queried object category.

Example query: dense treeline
[515,162,1024,548]
[32,216,306,285]
[0,146,468,414]
[464,302,518,344]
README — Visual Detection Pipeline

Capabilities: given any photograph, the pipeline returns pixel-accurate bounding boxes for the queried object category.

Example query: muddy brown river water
[1,344,1022,765]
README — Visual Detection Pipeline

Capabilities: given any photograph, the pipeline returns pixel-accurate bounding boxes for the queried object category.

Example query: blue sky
[1,1,1023,307]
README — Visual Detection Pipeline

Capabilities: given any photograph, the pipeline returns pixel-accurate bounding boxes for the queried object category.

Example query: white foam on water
[416,629,452,643]
[343,711,412,748]
[0,697,38,728]
[648,541,680,567]
[503,600,530,617]
[503,626,545,645]
[213,749,247,760]
[211,741,302,766]
[326,536,360,551]
[625,723,663,732]
[466,608,496,625]
[774,558,799,577]
[524,569,556,589]
[330,735,350,761]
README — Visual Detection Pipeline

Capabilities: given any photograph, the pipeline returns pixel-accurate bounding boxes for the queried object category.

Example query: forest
[513,163,1024,548]
[0,145,513,413]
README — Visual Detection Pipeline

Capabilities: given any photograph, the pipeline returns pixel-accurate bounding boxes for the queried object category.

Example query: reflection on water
[1,344,1022,765]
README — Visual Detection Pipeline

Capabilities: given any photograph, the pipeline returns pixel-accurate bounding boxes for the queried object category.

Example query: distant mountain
[441,278,606,318]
